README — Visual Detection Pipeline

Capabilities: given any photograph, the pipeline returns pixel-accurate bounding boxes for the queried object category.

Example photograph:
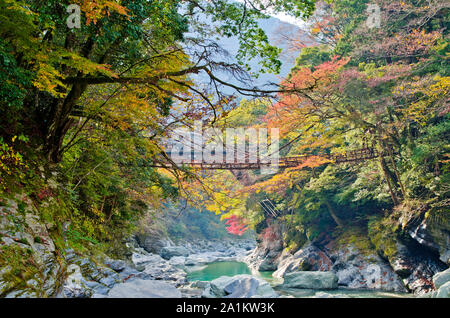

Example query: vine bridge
[156,147,387,170]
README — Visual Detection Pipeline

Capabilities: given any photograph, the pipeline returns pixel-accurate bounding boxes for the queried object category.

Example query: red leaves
[36,187,53,200]
[261,226,279,241]
[223,215,249,236]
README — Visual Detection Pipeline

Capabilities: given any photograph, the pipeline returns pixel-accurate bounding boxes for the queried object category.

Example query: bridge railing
[150,147,389,170]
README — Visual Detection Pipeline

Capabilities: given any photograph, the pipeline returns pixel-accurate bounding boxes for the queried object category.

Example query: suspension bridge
[155,146,390,219]
[154,147,386,170]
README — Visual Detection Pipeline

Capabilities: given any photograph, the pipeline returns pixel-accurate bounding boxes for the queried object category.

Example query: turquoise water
[186,261,251,281]
[186,261,411,298]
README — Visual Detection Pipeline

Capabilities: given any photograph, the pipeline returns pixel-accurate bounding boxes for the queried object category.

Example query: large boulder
[131,251,186,286]
[386,239,446,294]
[407,216,450,266]
[417,268,450,298]
[329,245,406,292]
[436,281,450,298]
[107,279,181,298]
[160,246,190,260]
[245,222,284,272]
[273,243,332,278]
[282,271,338,290]
[206,275,278,298]
[432,268,450,290]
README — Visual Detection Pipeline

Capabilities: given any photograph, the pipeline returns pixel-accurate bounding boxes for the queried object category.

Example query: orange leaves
[394,75,450,125]
[278,56,349,101]
[242,169,307,196]
[392,29,440,56]
[290,155,332,170]
[75,0,129,25]
[266,56,349,138]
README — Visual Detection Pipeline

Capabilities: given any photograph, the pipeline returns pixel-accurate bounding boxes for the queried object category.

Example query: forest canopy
[0,0,448,257]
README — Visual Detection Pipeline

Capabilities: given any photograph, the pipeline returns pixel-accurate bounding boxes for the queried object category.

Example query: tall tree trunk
[44,36,94,162]
[323,199,344,227]
[379,156,399,205]
[44,83,87,162]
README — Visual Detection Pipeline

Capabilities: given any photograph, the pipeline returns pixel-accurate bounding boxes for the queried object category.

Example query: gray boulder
[273,243,332,278]
[282,271,338,290]
[104,259,127,272]
[107,279,181,298]
[436,281,450,298]
[160,246,190,260]
[224,277,259,298]
[432,268,450,289]
[207,275,278,298]
[329,245,406,292]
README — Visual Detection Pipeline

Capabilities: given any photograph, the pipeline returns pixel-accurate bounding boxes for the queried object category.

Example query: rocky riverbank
[59,237,256,298]
[244,218,449,297]
[1,193,448,298]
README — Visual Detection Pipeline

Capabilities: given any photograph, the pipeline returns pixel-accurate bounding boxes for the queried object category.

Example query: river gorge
[56,233,448,299]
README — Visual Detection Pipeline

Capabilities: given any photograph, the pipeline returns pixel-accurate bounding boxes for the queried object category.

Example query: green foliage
[334,226,376,258]
[0,245,43,297]
[219,0,450,250]
[367,215,399,259]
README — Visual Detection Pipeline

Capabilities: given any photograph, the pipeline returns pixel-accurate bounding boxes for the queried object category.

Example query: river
[186,261,412,298]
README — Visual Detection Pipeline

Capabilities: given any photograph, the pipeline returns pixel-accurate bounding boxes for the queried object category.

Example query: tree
[0,0,318,163]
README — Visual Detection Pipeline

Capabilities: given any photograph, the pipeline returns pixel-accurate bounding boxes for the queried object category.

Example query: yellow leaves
[33,59,67,97]
[75,0,129,25]
[0,138,26,185]
[60,51,118,78]
[179,169,249,218]
[397,75,450,125]
[244,169,307,197]
[32,48,118,97]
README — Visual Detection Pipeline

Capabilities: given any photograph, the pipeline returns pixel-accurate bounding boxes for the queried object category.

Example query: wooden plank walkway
[152,147,386,170]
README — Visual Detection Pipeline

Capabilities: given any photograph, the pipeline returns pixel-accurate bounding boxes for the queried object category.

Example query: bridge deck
[153,147,386,170]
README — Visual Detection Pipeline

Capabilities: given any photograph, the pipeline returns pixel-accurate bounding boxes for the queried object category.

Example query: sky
[233,0,308,28]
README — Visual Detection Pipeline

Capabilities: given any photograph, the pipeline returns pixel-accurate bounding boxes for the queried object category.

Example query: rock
[61,264,92,298]
[407,217,450,266]
[135,253,187,286]
[282,271,338,290]
[273,243,332,278]
[132,252,164,267]
[86,281,110,295]
[0,196,63,297]
[254,280,279,298]
[329,245,406,292]
[313,292,345,298]
[209,276,232,297]
[207,275,278,298]
[134,228,173,254]
[169,256,186,267]
[201,285,215,298]
[440,250,450,265]
[223,276,259,298]
[245,222,284,272]
[436,281,450,298]
[104,259,127,272]
[190,280,210,289]
[245,244,283,272]
[107,279,182,298]
[160,246,190,260]
[118,266,152,282]
[387,239,446,294]
[432,268,450,289]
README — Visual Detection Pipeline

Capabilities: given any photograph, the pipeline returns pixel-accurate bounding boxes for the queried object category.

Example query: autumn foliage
[224,215,249,236]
